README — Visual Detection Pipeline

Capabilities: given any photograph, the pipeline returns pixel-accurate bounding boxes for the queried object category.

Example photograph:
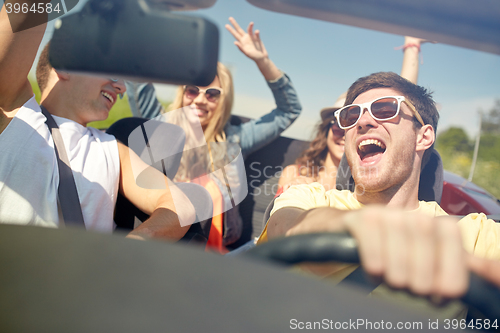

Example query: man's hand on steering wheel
[342,207,469,299]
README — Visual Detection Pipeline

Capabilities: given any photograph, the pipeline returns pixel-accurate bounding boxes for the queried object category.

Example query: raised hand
[400,36,437,84]
[225,17,281,81]
[404,36,437,47]
[225,17,268,62]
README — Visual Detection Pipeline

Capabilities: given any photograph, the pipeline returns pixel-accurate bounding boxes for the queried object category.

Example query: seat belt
[41,106,86,228]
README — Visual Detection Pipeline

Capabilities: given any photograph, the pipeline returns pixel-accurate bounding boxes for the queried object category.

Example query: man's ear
[55,69,69,81]
[416,124,434,152]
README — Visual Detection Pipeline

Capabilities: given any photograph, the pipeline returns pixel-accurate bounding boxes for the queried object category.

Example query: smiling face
[326,121,345,163]
[66,74,125,126]
[344,87,420,195]
[182,76,222,129]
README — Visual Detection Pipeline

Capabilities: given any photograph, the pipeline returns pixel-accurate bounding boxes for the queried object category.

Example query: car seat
[233,131,309,248]
[106,117,213,245]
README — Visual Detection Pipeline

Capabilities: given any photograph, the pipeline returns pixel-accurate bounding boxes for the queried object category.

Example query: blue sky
[34,0,500,140]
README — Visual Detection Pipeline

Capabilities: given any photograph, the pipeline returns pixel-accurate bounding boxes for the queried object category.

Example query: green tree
[29,75,42,103]
[476,100,500,163]
[478,133,500,162]
[468,100,500,198]
[436,121,500,199]
[436,127,472,154]
[482,99,500,134]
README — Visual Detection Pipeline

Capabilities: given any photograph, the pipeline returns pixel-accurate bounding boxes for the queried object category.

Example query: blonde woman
[126,17,302,250]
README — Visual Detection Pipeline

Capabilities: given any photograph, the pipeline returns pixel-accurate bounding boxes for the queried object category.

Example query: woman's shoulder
[283,164,301,175]
[278,164,316,188]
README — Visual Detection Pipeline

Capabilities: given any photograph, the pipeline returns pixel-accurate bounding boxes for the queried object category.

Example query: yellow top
[258,183,500,259]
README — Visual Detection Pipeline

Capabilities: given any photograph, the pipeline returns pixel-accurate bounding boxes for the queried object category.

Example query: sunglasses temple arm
[404,101,425,126]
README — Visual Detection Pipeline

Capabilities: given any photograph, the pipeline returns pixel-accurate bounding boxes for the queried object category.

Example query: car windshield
[32,0,500,203]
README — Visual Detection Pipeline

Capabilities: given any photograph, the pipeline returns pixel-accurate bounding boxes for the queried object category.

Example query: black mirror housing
[49,0,219,86]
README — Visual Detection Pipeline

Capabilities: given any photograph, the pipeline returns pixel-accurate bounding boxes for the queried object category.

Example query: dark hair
[295,117,332,177]
[36,42,52,94]
[345,72,439,167]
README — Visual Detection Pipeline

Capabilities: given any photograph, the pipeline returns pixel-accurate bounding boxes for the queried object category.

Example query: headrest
[106,117,185,179]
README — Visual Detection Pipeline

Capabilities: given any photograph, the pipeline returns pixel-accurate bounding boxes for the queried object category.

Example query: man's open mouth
[358,139,386,162]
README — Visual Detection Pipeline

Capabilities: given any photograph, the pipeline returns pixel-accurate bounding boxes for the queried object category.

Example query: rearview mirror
[49,0,219,86]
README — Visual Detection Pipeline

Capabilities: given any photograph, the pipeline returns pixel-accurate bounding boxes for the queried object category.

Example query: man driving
[259,71,500,298]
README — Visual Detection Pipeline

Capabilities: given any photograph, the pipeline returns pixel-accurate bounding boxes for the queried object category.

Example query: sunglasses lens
[205,88,222,102]
[338,105,361,128]
[333,128,345,137]
[184,86,200,99]
[330,122,345,137]
[371,98,399,120]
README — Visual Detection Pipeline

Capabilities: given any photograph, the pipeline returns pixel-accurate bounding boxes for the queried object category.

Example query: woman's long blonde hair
[162,62,235,181]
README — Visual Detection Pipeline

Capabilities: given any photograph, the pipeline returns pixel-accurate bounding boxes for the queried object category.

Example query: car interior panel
[1,223,458,332]
[247,0,500,55]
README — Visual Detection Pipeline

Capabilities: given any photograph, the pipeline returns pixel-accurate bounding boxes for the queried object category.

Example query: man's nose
[111,79,126,94]
[356,108,378,129]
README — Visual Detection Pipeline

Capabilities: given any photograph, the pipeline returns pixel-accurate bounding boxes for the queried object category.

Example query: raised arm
[224,18,302,157]
[399,36,435,84]
[116,142,195,241]
[0,1,49,121]
[225,17,281,81]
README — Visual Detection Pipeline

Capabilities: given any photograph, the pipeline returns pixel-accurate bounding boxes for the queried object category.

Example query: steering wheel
[245,232,500,322]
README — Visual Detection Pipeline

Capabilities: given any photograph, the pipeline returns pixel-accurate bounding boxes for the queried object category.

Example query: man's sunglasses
[334,96,425,130]
[329,120,345,137]
[184,85,223,103]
